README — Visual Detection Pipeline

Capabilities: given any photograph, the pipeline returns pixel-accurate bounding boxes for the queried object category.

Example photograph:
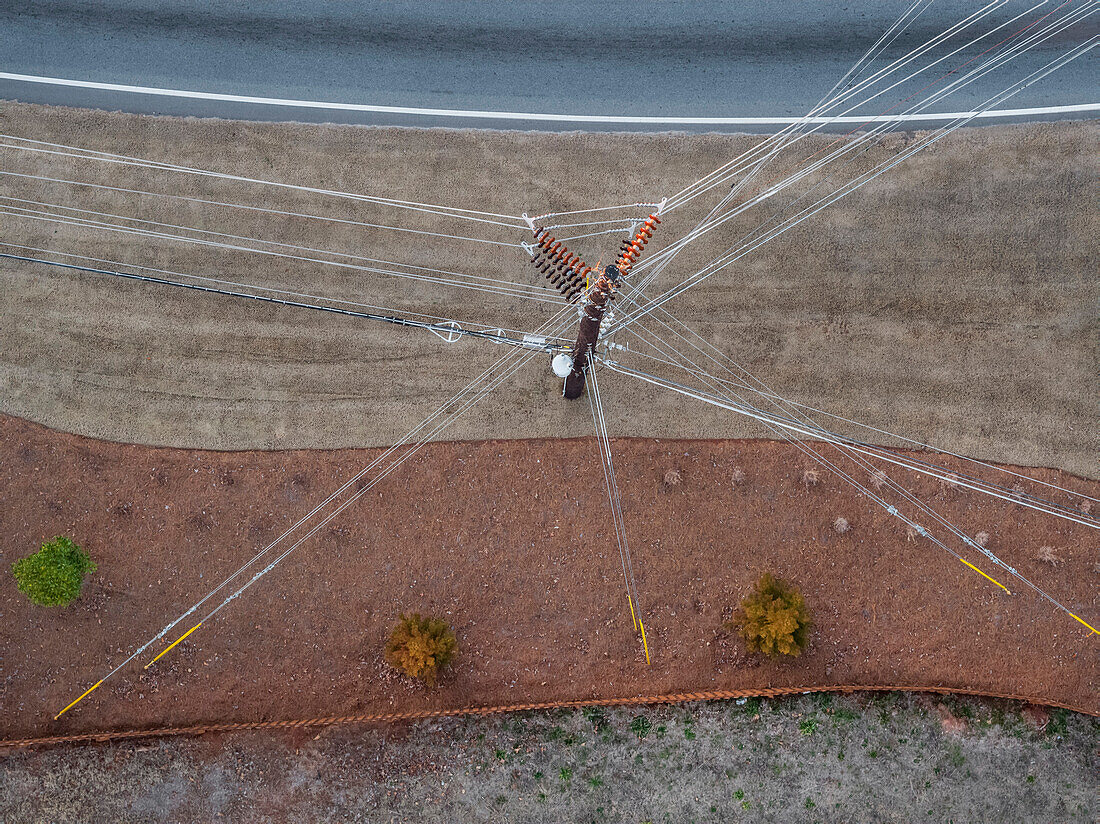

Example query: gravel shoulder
[0,103,1096,477]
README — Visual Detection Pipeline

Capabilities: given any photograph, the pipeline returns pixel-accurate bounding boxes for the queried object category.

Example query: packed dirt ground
[3,693,1097,823]
[0,103,1096,478]
[1,415,1095,744]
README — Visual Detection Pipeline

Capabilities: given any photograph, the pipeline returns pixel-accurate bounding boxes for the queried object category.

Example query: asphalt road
[0,1,1096,130]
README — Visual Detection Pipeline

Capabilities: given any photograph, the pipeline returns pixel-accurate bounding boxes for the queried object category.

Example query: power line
[0,252,565,352]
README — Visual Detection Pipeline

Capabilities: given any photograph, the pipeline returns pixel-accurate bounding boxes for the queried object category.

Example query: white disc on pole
[551,353,574,378]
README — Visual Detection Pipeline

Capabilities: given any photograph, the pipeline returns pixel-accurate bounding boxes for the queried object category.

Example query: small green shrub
[12,536,96,607]
[727,573,812,657]
[384,613,457,686]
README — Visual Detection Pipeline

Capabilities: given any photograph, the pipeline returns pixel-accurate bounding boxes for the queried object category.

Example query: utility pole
[525,203,663,399]
[563,264,620,399]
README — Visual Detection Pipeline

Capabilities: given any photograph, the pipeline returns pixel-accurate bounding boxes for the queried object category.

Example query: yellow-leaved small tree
[384,613,457,686]
[727,573,812,658]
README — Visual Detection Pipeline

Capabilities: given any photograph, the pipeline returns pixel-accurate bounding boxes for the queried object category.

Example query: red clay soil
[0,414,1096,741]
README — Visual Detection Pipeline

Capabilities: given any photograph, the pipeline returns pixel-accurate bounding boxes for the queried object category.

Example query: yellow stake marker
[638,620,651,665]
[54,679,104,720]
[145,622,203,669]
[957,557,1011,594]
[627,595,638,631]
[1067,611,1099,636]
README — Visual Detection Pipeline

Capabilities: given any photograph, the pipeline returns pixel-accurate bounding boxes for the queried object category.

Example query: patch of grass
[831,705,860,723]
[582,707,610,733]
[734,789,744,800]
[630,715,653,740]
[806,798,817,809]
[947,743,966,769]
[559,767,573,783]
[588,776,604,789]
[799,717,819,736]
[1047,709,1069,737]
[736,697,763,716]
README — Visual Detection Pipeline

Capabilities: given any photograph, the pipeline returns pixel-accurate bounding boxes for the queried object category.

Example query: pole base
[563,368,586,399]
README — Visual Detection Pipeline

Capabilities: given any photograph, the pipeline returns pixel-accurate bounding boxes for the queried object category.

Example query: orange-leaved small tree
[727,573,811,658]
[384,613,457,686]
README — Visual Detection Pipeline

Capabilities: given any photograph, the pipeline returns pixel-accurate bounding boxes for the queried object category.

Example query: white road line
[2,72,1097,124]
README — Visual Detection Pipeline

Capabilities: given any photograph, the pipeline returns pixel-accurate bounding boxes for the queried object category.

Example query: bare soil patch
[1,415,1095,742]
